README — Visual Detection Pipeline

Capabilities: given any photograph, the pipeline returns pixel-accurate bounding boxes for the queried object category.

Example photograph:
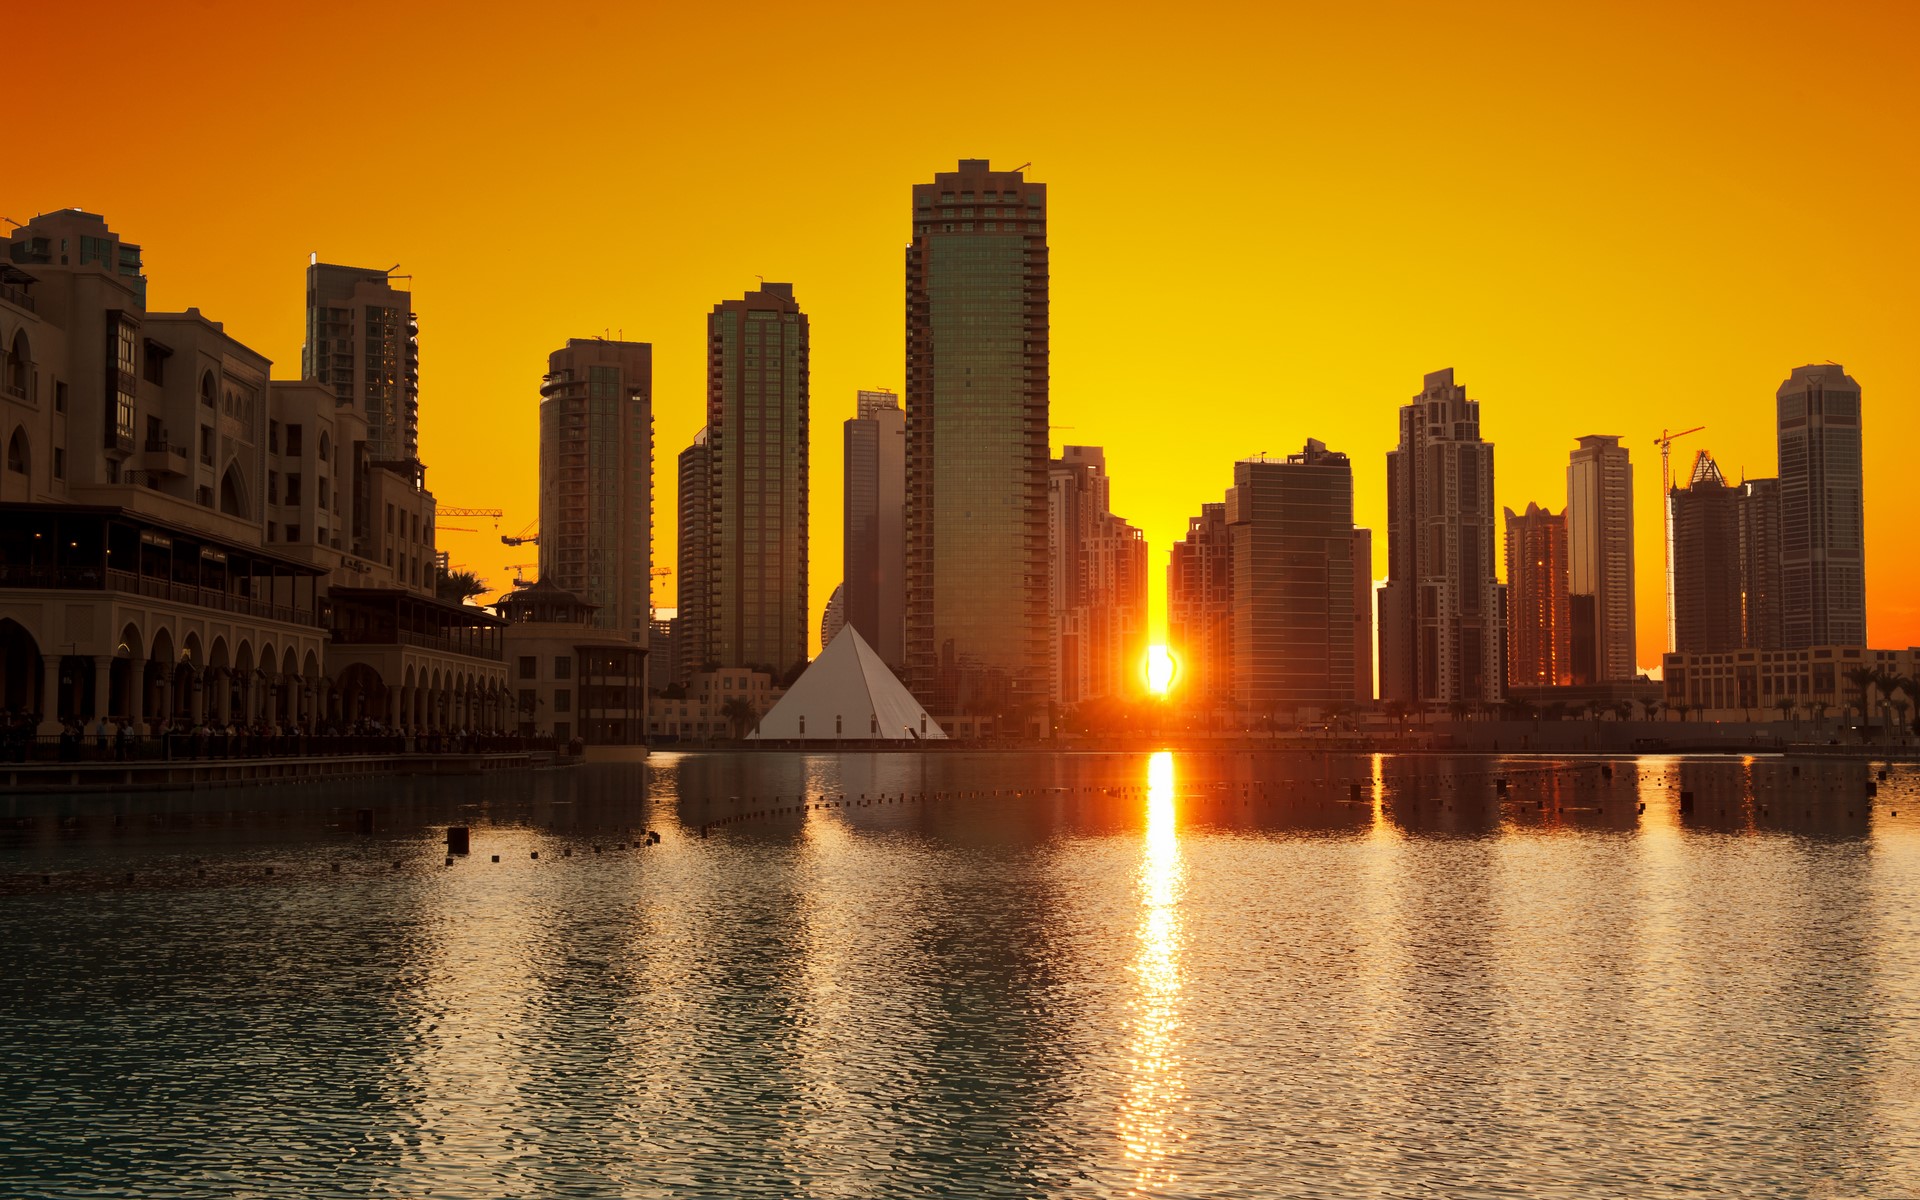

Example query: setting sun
[1146,645,1178,696]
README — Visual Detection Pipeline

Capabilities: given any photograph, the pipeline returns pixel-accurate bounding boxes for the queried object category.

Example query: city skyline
[8,4,1915,667]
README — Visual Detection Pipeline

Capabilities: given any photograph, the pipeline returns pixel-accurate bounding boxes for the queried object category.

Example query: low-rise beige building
[647,666,777,741]
[500,581,646,746]
[1662,645,1917,722]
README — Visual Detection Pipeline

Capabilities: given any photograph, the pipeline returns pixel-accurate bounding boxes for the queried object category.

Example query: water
[4,752,1919,1198]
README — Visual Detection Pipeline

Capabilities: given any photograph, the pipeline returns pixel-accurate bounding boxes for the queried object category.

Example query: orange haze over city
[10,0,1917,667]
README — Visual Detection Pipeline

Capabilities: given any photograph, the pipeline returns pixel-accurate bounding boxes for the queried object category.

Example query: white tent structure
[748,625,946,741]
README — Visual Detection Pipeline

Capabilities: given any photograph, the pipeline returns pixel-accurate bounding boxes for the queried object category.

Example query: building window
[199,426,213,465]
[52,447,63,479]
[518,688,536,714]
[196,485,213,507]
[553,656,571,680]
[286,525,300,543]
[553,690,571,714]
[286,424,302,456]
[267,472,279,504]
[554,722,570,743]
[54,381,67,412]
[268,421,279,454]
[518,656,537,680]
[285,473,301,504]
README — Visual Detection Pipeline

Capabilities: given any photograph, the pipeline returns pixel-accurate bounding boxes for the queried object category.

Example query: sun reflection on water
[1119,750,1186,1191]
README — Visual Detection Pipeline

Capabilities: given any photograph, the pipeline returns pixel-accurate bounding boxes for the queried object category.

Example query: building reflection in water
[1118,750,1186,1192]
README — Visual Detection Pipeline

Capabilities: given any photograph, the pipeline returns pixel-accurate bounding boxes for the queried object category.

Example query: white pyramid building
[748,625,946,741]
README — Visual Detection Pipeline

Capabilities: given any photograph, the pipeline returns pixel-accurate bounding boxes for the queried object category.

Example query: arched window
[5,427,27,475]
[199,371,215,407]
[318,431,331,462]
[4,331,28,398]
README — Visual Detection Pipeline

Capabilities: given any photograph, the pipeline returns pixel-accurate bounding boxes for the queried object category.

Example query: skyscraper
[1380,369,1503,708]
[1351,529,1375,703]
[1565,434,1636,681]
[1669,451,1743,653]
[1047,446,1148,709]
[706,283,809,679]
[1737,477,1783,651]
[537,338,652,643]
[301,261,429,573]
[1168,502,1234,717]
[1229,440,1363,714]
[1504,503,1572,688]
[905,159,1049,728]
[1776,364,1866,647]
[302,262,418,465]
[675,430,710,682]
[843,389,905,668]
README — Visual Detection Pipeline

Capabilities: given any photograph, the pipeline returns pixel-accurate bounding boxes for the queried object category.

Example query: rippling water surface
[4,751,1920,1198]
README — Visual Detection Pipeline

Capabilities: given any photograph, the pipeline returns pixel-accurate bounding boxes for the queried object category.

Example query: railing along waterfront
[2,731,559,765]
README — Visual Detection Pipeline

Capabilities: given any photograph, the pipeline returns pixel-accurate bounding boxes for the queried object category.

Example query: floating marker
[446,827,470,855]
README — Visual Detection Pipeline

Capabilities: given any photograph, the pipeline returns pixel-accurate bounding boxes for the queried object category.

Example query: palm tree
[719,696,757,740]
[1673,701,1692,723]
[1644,699,1664,723]
[1873,668,1903,736]
[1844,666,1878,729]
[1774,696,1794,725]
[1896,676,1920,739]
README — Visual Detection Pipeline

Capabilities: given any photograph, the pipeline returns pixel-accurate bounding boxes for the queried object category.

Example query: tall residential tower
[1776,364,1866,647]
[705,283,809,680]
[1380,369,1503,708]
[537,338,652,642]
[1565,434,1635,681]
[905,160,1049,728]
[843,389,905,668]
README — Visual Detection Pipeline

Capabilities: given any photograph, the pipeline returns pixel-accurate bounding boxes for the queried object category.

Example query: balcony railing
[0,565,322,627]
[331,627,504,661]
[0,282,32,312]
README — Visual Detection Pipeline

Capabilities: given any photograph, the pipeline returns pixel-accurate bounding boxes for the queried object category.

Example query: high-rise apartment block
[303,262,419,465]
[1380,369,1503,708]
[1351,529,1375,703]
[675,430,711,682]
[905,160,1049,728]
[538,338,652,643]
[1737,477,1783,651]
[1776,364,1866,647]
[1228,441,1366,714]
[1168,502,1233,717]
[1504,503,1572,688]
[1046,446,1148,709]
[1669,451,1743,653]
[842,389,905,668]
[704,283,808,680]
[1565,434,1635,681]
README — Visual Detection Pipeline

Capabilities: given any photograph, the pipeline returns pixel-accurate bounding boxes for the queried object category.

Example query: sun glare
[1146,645,1177,695]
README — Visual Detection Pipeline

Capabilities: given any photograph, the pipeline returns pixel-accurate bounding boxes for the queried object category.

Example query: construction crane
[504,563,537,586]
[433,525,477,536]
[1653,425,1706,652]
[500,518,539,547]
[439,507,504,531]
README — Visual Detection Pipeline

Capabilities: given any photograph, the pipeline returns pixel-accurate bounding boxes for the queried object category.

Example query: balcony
[0,281,33,313]
[140,439,189,477]
[0,565,324,627]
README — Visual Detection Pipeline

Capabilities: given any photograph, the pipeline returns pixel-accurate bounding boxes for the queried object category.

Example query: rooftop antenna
[1014,162,1032,172]
[5,216,27,228]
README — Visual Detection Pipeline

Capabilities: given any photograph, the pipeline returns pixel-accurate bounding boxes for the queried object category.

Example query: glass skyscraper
[538,338,652,642]
[1776,364,1866,647]
[905,160,1049,727]
[705,284,809,680]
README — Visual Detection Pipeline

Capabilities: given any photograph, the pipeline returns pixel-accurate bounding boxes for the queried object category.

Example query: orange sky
[10,0,1917,668]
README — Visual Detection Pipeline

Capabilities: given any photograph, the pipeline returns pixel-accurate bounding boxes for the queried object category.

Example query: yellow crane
[438,506,504,530]
[1653,425,1706,652]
